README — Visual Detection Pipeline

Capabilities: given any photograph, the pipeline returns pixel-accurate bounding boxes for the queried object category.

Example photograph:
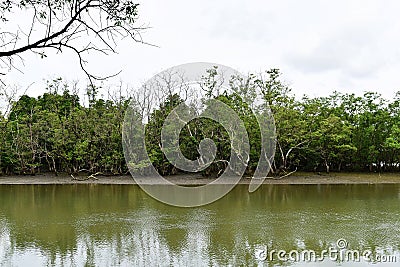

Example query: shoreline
[0,172,399,185]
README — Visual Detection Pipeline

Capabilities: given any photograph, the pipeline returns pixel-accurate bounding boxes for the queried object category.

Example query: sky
[3,0,400,100]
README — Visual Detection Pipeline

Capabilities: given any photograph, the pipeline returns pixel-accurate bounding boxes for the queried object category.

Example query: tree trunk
[325,159,330,174]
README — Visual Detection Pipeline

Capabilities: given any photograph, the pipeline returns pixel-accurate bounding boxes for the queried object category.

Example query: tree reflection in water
[0,184,399,266]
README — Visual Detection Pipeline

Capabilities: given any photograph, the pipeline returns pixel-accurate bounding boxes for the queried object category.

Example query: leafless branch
[0,0,149,85]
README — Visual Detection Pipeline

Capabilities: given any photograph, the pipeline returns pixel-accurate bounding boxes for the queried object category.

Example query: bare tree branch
[0,0,149,85]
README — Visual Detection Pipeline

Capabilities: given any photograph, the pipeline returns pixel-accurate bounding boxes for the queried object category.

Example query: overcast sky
[4,0,400,99]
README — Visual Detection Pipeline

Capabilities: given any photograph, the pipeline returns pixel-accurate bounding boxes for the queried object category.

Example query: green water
[0,184,399,266]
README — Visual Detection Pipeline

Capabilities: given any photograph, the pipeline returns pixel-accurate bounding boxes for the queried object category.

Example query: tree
[0,0,145,84]
[311,114,356,173]
[345,92,391,171]
[145,93,184,175]
[256,69,307,175]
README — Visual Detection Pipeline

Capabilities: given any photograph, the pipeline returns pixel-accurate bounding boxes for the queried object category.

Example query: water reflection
[0,184,399,266]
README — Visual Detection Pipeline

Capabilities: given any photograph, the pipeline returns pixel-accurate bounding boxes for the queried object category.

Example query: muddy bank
[0,172,399,185]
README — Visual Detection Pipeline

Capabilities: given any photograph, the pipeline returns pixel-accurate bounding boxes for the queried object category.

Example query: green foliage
[0,79,128,175]
[1,70,400,176]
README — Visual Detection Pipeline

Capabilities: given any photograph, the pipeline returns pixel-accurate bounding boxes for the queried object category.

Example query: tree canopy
[1,69,400,176]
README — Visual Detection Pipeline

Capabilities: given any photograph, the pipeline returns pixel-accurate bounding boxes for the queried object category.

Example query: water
[0,184,399,266]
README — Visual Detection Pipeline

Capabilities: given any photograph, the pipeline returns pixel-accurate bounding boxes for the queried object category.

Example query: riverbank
[0,172,399,185]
